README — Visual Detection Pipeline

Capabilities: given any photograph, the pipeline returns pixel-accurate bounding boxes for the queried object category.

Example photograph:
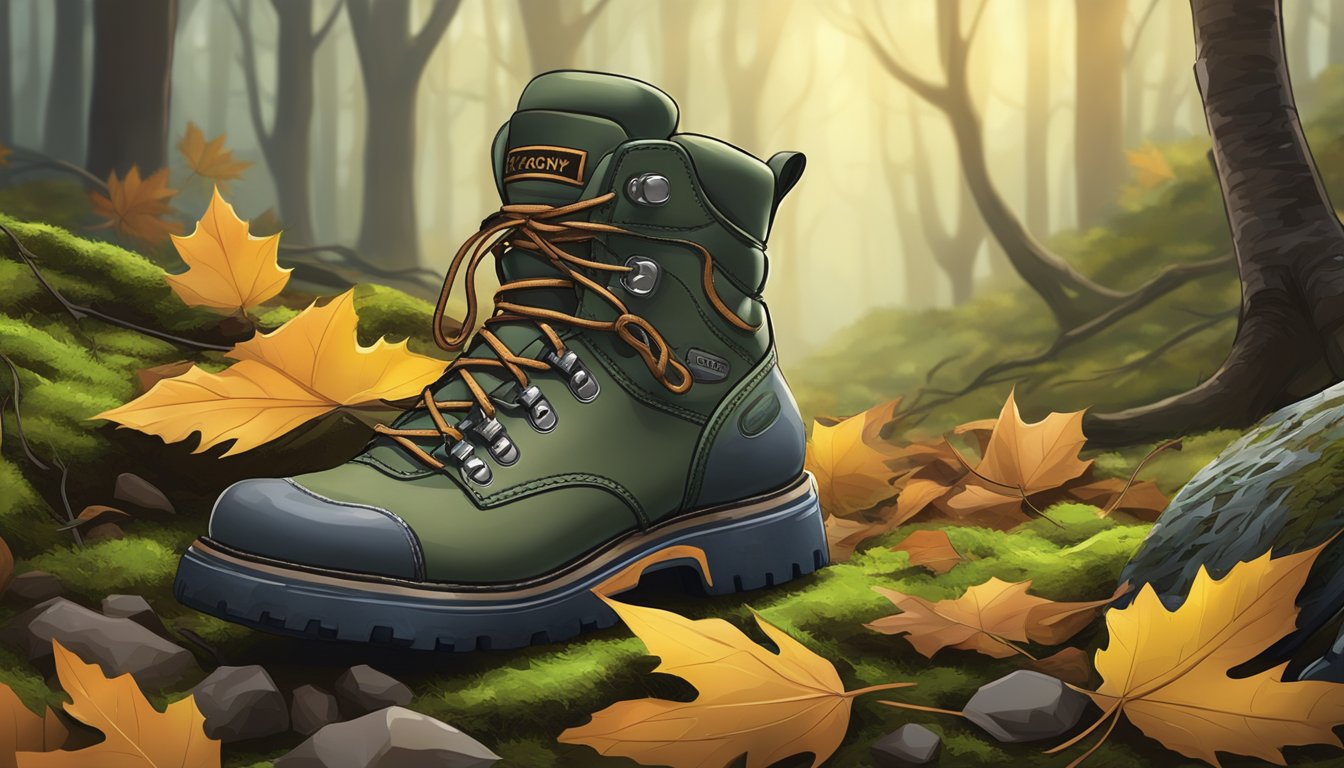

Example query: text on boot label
[503,145,588,187]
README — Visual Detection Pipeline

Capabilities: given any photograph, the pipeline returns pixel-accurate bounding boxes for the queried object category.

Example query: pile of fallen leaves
[96,189,445,456]
[557,537,1344,768]
[808,392,1171,561]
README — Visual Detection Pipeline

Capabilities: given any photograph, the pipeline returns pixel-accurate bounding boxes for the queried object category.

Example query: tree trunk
[44,0,86,164]
[19,2,42,144]
[207,0,232,136]
[1024,0,1050,238]
[909,108,981,306]
[516,0,608,72]
[86,0,176,179]
[348,0,459,270]
[313,20,339,240]
[1074,0,1128,227]
[1085,0,1344,446]
[1332,2,1344,65]
[0,0,12,144]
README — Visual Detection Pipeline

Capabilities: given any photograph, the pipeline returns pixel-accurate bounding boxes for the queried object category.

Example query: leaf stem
[878,700,966,718]
[844,682,916,698]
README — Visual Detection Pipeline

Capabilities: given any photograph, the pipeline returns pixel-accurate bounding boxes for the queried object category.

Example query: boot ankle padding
[671,134,777,243]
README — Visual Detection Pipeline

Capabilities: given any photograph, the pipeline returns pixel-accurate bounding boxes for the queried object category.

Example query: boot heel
[673,472,828,596]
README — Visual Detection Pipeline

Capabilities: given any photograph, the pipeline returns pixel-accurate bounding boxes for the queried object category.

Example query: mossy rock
[1118,380,1344,681]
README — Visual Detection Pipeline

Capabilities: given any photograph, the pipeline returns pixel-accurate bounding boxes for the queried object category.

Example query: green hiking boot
[173,70,824,650]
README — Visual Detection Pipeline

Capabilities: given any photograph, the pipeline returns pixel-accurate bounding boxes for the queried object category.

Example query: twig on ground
[0,355,84,544]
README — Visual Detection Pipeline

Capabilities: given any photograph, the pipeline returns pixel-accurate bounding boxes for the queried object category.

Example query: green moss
[23,535,183,598]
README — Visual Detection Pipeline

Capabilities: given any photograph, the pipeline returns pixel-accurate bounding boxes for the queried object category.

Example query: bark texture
[347,0,459,270]
[86,0,177,178]
[1086,0,1344,445]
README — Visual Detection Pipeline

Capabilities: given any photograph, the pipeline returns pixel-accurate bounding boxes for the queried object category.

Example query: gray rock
[113,472,174,514]
[4,598,197,688]
[334,665,411,716]
[963,671,1087,743]
[872,724,941,767]
[1118,380,1344,681]
[193,665,289,741]
[7,571,64,603]
[275,707,498,768]
[292,684,341,736]
[101,594,169,636]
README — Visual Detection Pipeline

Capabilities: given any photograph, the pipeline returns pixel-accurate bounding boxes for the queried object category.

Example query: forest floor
[8,69,1344,767]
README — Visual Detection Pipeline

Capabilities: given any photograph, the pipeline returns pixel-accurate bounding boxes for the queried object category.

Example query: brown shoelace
[375,192,756,470]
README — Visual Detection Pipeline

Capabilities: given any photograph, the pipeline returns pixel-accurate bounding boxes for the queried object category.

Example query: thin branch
[0,223,233,352]
[1053,309,1236,387]
[577,0,612,29]
[230,0,274,150]
[1125,0,1162,65]
[963,0,991,47]
[0,356,50,472]
[312,0,344,46]
[53,458,85,547]
[861,23,947,107]
[408,0,462,73]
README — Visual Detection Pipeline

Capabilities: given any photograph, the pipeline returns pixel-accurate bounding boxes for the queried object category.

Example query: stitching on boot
[612,145,712,231]
[478,472,648,528]
[682,348,779,507]
[354,452,433,479]
[284,478,427,580]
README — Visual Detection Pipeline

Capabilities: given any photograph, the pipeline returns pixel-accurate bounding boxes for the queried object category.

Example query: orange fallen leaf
[1030,647,1093,687]
[890,530,963,575]
[0,535,12,595]
[166,187,290,313]
[177,122,250,186]
[824,514,882,562]
[867,577,1119,660]
[89,166,182,245]
[16,640,218,768]
[805,399,906,519]
[95,290,445,456]
[1065,476,1168,521]
[0,683,67,768]
[561,595,912,768]
[1127,143,1175,189]
[1058,540,1344,767]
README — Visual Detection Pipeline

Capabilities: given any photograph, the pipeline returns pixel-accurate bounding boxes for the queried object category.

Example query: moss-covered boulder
[1118,380,1344,681]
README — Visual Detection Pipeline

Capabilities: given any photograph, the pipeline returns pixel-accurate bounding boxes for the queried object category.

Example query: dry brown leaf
[56,505,130,532]
[166,188,290,313]
[824,515,881,562]
[89,166,183,245]
[0,683,67,768]
[135,361,195,394]
[15,640,218,768]
[1065,476,1169,521]
[890,530,963,575]
[867,577,1118,660]
[177,122,250,186]
[1061,541,1344,767]
[95,290,445,456]
[0,535,12,595]
[805,399,906,519]
[560,596,911,767]
[1030,647,1093,687]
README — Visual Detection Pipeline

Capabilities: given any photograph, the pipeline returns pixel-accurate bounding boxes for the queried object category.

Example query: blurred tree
[658,0,693,117]
[1087,0,1344,444]
[862,0,1227,332]
[233,0,343,245]
[207,0,233,136]
[720,0,790,156]
[347,0,459,269]
[1023,0,1050,238]
[1333,2,1344,64]
[908,108,983,305]
[0,0,11,144]
[313,15,340,240]
[18,2,41,143]
[86,0,177,178]
[515,0,609,72]
[44,0,87,164]
[1075,0,1127,226]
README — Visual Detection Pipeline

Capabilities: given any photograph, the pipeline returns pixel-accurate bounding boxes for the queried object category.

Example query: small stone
[963,670,1088,743]
[275,707,499,768]
[291,684,341,736]
[334,665,411,717]
[3,598,197,689]
[112,472,175,514]
[101,594,169,636]
[193,665,289,742]
[7,572,64,603]
[872,723,942,767]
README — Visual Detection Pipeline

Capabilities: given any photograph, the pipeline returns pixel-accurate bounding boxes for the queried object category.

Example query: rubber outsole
[172,473,829,651]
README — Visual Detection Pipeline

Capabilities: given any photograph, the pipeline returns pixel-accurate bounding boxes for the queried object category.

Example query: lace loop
[380,192,755,472]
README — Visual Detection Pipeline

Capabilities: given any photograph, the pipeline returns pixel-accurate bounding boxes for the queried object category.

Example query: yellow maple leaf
[0,683,67,768]
[89,166,183,245]
[943,390,1091,518]
[1127,143,1175,189]
[15,640,218,768]
[166,187,289,313]
[867,577,1120,660]
[177,122,251,186]
[805,399,905,518]
[1059,540,1344,767]
[561,596,912,768]
[95,290,446,456]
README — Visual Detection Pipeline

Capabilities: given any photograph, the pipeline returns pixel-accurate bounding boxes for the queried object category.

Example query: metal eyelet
[621,255,660,297]
[448,440,493,486]
[455,406,519,467]
[625,173,671,206]
[544,349,600,403]
[517,385,557,432]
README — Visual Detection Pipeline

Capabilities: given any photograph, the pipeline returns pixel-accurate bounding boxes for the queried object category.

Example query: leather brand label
[685,348,730,383]
[503,145,587,187]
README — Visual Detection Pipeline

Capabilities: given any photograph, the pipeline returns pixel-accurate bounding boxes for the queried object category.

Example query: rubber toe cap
[207,478,423,580]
